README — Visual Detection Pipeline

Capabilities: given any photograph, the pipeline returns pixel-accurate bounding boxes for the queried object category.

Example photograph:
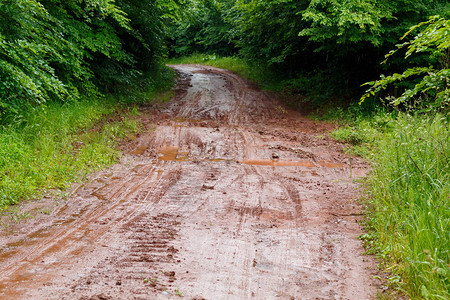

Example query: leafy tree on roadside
[178,0,448,103]
[168,0,235,56]
[0,0,178,123]
[361,16,449,111]
[299,0,392,48]
[0,0,131,120]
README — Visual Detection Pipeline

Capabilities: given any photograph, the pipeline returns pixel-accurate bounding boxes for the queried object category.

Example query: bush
[361,16,450,112]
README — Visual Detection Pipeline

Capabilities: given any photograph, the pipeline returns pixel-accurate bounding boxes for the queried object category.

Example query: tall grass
[0,99,131,208]
[0,67,175,209]
[334,112,450,299]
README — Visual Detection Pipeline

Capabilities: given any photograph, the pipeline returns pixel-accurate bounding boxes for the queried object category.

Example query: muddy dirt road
[0,65,377,299]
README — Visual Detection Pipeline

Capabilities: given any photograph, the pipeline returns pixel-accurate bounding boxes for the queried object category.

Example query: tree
[168,0,236,56]
[0,0,174,122]
[361,16,449,111]
[0,0,132,120]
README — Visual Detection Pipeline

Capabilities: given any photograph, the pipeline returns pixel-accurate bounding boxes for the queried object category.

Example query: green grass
[333,111,450,299]
[0,66,175,209]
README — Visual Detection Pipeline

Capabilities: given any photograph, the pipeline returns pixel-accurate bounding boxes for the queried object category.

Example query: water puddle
[318,161,345,168]
[241,160,316,168]
[158,147,189,161]
[241,160,345,168]
[158,146,178,161]
[130,145,148,155]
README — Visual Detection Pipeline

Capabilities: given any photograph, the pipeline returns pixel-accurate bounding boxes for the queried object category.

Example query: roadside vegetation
[0,97,128,207]
[331,110,449,299]
[1,0,449,298]
[366,114,448,299]
[0,67,175,208]
[0,0,177,208]
[334,17,449,299]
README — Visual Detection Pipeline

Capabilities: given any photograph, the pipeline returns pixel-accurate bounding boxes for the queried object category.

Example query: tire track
[0,64,377,299]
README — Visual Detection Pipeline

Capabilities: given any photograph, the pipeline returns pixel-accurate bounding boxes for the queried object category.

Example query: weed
[276,105,288,115]
[38,208,52,215]
[7,209,33,223]
[174,288,183,297]
[0,221,10,230]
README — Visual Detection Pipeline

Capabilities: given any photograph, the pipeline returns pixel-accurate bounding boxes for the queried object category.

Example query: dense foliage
[168,0,236,56]
[2,0,447,117]
[361,16,449,110]
[0,0,171,123]
[168,0,449,105]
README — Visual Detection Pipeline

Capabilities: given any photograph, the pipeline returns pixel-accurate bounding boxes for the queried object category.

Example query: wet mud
[0,65,377,299]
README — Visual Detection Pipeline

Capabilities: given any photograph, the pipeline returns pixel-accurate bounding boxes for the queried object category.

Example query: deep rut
[0,65,377,299]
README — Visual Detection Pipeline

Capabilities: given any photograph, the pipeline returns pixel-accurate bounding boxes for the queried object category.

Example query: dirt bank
[0,65,377,299]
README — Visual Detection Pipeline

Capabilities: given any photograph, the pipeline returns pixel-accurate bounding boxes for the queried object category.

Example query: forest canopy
[168,0,449,107]
[0,0,181,122]
[0,0,449,121]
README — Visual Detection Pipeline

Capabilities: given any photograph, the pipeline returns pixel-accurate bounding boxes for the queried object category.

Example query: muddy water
[241,160,317,167]
[0,65,376,299]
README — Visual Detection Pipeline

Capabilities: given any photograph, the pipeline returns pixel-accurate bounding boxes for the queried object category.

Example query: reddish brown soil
[0,65,378,299]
